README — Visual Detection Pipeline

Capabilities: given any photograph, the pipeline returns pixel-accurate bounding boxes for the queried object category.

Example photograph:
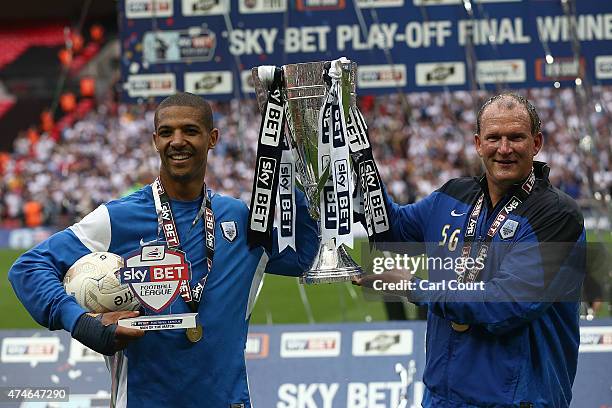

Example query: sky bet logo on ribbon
[119,245,191,312]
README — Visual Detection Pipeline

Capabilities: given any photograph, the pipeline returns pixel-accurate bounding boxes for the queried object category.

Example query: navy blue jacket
[385,162,585,407]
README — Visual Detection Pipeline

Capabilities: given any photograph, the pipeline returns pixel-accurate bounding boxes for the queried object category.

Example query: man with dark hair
[9,92,319,407]
[356,93,585,407]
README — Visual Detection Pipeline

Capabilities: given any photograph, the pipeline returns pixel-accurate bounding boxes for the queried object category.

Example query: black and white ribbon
[347,104,392,242]
[327,60,353,248]
[248,66,286,252]
[276,137,296,252]
[318,90,336,244]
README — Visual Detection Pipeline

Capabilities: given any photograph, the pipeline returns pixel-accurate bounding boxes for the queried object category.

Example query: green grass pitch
[0,244,388,329]
[1,232,609,329]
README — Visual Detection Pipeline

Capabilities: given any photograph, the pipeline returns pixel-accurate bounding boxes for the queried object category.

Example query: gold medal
[451,322,470,332]
[186,324,203,343]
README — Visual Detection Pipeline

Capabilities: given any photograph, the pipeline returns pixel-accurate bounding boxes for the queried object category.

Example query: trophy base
[300,240,363,284]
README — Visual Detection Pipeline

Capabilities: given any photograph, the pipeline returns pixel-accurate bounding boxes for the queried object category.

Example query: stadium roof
[0,0,116,21]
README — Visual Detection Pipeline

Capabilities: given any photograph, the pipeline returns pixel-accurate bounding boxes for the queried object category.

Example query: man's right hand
[72,310,145,356]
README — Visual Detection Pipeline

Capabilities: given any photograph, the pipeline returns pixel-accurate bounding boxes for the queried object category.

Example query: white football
[63,252,140,313]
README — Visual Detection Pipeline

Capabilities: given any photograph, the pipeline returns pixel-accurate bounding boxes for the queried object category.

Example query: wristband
[72,313,117,356]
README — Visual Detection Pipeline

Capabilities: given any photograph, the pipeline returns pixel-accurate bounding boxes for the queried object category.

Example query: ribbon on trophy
[320,60,354,248]
[248,66,296,252]
[275,136,296,252]
[344,94,392,243]
[318,87,335,244]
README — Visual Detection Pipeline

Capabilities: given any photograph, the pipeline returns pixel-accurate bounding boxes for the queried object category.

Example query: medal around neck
[117,244,197,331]
[186,324,203,343]
[451,322,470,332]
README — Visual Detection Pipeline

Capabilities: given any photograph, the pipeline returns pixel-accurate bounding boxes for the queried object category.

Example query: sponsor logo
[358,65,407,89]
[125,74,176,98]
[125,0,173,18]
[465,196,482,237]
[141,244,165,261]
[68,339,104,363]
[296,0,345,11]
[281,331,341,358]
[1,337,60,363]
[522,172,535,194]
[261,93,283,147]
[159,201,179,247]
[250,156,278,232]
[239,0,287,13]
[595,55,612,80]
[220,221,238,242]
[535,57,585,81]
[416,62,465,86]
[360,160,389,234]
[278,162,294,238]
[450,210,466,217]
[356,0,403,7]
[182,0,229,15]
[184,71,233,95]
[143,27,216,64]
[499,219,519,240]
[476,59,525,84]
[245,333,269,359]
[414,0,519,4]
[140,237,158,247]
[119,246,190,312]
[579,326,612,352]
[352,330,413,356]
[503,198,520,213]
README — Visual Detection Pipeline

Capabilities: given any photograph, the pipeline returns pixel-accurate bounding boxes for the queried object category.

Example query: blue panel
[117,0,612,101]
[1,320,611,406]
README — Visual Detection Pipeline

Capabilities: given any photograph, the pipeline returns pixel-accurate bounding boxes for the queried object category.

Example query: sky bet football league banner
[118,0,612,101]
[1,321,612,407]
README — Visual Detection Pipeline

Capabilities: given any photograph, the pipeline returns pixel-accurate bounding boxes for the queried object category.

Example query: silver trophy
[252,60,363,284]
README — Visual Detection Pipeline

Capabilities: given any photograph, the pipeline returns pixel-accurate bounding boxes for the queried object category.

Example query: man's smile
[167,151,193,162]
[493,159,517,166]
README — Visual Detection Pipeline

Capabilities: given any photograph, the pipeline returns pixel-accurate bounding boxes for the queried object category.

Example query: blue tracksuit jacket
[384,162,585,407]
[8,186,318,408]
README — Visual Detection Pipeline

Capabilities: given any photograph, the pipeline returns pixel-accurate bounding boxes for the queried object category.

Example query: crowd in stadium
[0,86,610,228]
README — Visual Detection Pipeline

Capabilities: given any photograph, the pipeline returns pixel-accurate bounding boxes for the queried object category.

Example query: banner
[119,0,612,101]
[1,320,611,407]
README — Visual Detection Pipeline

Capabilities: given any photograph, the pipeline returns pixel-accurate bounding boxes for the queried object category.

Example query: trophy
[252,59,363,284]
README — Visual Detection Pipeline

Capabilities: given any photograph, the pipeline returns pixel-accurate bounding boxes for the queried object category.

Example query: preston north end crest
[221,221,238,242]
[500,219,519,240]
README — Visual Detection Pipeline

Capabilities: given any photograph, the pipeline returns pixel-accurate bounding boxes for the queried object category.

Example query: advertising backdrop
[1,321,611,407]
[118,0,612,101]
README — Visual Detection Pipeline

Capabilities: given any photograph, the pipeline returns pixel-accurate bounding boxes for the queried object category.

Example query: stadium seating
[0,24,66,70]
[0,87,610,227]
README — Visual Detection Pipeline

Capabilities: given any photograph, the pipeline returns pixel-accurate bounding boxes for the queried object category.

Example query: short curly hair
[154,92,213,131]
[476,93,541,135]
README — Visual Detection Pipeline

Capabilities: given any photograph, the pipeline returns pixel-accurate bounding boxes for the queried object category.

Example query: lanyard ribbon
[152,178,214,312]
[457,170,535,283]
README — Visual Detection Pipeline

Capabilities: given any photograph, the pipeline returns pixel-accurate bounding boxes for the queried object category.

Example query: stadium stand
[0,23,65,70]
[0,86,610,228]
